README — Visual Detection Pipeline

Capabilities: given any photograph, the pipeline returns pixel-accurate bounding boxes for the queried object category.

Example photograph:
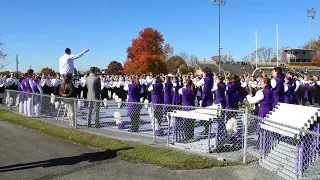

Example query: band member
[200,67,214,107]
[287,72,299,104]
[32,76,43,118]
[148,76,164,134]
[284,77,294,104]
[6,73,18,90]
[178,79,196,141]
[24,69,34,117]
[172,77,181,105]
[226,76,237,109]
[247,78,273,118]
[233,75,241,109]
[215,75,227,108]
[18,77,25,113]
[100,76,108,100]
[51,73,63,95]
[163,76,173,105]
[125,75,144,132]
[271,67,284,108]
[41,72,52,94]
[146,73,154,102]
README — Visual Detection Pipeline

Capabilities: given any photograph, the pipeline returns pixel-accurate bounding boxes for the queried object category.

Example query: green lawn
[0,109,240,169]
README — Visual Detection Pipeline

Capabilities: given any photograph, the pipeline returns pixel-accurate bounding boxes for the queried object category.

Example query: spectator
[86,67,101,128]
[59,75,76,126]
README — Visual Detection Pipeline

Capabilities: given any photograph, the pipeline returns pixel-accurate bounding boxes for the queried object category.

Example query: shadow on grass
[0,147,132,172]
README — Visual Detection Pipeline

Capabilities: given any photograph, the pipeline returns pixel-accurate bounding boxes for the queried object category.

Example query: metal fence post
[7,90,11,110]
[74,99,77,129]
[152,104,156,144]
[243,107,249,164]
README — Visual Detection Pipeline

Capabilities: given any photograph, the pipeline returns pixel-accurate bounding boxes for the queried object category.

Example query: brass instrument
[224,71,230,77]
[244,72,250,79]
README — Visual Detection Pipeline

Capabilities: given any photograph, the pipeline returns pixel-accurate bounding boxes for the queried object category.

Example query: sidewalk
[0,120,281,180]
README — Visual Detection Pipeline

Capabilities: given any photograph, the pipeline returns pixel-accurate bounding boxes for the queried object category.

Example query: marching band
[0,67,319,125]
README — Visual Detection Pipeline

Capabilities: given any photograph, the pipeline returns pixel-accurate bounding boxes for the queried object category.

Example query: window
[294,52,299,55]
[302,52,306,55]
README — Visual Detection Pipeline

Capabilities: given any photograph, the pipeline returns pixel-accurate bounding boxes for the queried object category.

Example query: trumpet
[224,71,230,77]
[244,72,250,79]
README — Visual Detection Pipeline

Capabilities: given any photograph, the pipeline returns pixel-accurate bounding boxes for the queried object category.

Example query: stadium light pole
[307,8,316,49]
[212,0,226,73]
[16,54,19,78]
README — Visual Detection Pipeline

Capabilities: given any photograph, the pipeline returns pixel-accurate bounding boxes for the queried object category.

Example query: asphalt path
[0,121,280,180]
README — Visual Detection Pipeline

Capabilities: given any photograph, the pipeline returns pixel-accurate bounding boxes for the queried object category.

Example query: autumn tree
[301,39,320,64]
[178,52,199,67]
[166,56,187,74]
[106,61,123,75]
[0,37,9,71]
[40,67,56,76]
[94,66,101,73]
[312,56,320,64]
[212,53,235,62]
[123,27,168,75]
[164,43,174,60]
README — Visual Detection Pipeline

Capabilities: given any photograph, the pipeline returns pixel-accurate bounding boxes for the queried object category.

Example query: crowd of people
[0,47,319,137]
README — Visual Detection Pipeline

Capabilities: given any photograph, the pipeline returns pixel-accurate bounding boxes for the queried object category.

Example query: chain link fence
[2,89,320,179]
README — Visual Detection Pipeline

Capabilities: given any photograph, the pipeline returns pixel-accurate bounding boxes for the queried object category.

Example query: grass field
[0,109,240,169]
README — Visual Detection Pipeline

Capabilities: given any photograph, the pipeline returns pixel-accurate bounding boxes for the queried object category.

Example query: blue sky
[1,0,319,73]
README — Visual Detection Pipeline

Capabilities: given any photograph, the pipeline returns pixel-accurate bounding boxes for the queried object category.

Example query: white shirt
[59,51,86,75]
[247,89,264,104]
[51,78,63,87]
[271,78,277,89]
[6,77,17,87]
[295,80,300,92]
[35,83,43,94]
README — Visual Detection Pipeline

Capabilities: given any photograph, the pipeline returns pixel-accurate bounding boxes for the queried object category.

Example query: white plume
[116,98,122,108]
[108,91,111,99]
[112,93,116,100]
[140,97,144,103]
[199,100,202,107]
[114,111,122,125]
[103,98,108,108]
[126,95,129,102]
[144,99,149,109]
[9,97,13,106]
[148,107,154,118]
[55,101,60,109]
[150,116,160,131]
[77,100,83,109]
[167,113,175,127]
[15,96,19,106]
[5,96,9,105]
[194,99,199,107]
[226,117,238,135]
[115,95,119,101]
[50,93,55,104]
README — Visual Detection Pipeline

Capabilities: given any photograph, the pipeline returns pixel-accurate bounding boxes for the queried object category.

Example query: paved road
[0,121,280,180]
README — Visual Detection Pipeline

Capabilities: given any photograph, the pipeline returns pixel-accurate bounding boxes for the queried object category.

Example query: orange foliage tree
[106,61,123,75]
[312,56,320,64]
[123,27,168,75]
[40,67,56,76]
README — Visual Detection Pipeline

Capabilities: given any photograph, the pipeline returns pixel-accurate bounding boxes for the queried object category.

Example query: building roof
[284,48,314,51]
